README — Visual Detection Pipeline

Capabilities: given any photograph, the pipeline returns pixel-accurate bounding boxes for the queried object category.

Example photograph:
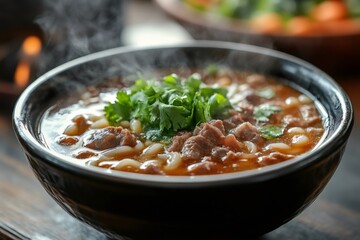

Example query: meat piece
[57,136,79,146]
[223,111,245,132]
[223,120,236,132]
[194,120,225,135]
[74,150,96,159]
[83,127,137,150]
[300,105,321,125]
[258,152,294,166]
[209,120,225,134]
[181,135,213,162]
[221,151,239,164]
[223,134,244,152]
[283,105,321,128]
[187,161,220,175]
[72,115,91,135]
[231,122,263,144]
[211,147,229,160]
[245,90,263,106]
[221,151,259,168]
[198,123,225,145]
[140,160,164,175]
[168,132,192,152]
[238,102,255,122]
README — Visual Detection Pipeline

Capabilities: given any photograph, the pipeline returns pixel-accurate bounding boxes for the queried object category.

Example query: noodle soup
[40,70,324,176]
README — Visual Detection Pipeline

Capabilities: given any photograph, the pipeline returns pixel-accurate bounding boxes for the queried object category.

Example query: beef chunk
[194,120,225,135]
[209,120,226,134]
[72,115,91,135]
[187,161,220,175]
[223,134,244,152]
[221,151,241,165]
[231,122,263,144]
[83,127,137,150]
[181,135,213,162]
[119,129,137,146]
[258,152,294,165]
[283,105,321,128]
[211,147,229,160]
[140,160,164,175]
[74,150,96,159]
[198,123,225,145]
[238,102,255,122]
[168,132,192,152]
[245,90,262,106]
[57,136,79,146]
[223,120,236,132]
[223,111,245,132]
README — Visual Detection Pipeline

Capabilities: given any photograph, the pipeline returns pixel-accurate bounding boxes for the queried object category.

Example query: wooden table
[1,1,360,239]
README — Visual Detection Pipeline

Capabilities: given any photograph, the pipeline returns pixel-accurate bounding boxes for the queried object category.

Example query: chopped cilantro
[104,74,232,141]
[205,64,219,75]
[104,91,132,124]
[254,104,281,122]
[259,125,284,139]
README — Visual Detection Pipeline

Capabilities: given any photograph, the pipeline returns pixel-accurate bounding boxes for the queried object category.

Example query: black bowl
[13,42,353,239]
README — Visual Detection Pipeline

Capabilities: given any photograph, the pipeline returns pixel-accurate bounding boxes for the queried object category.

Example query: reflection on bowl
[13,42,353,239]
[156,0,360,75]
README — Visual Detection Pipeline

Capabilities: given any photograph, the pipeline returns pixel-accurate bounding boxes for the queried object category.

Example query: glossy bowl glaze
[156,0,360,75]
[13,42,353,239]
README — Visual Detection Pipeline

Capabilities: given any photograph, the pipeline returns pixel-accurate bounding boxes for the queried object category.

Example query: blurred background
[1,0,360,111]
[0,0,124,109]
[0,0,360,239]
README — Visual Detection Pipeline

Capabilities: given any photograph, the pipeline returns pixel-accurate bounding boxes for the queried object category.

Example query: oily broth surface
[40,71,324,176]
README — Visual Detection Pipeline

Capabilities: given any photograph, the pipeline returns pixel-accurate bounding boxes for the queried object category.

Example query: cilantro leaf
[209,93,231,117]
[104,73,233,141]
[205,64,219,75]
[254,104,281,122]
[193,92,212,124]
[259,125,285,139]
[104,91,132,125]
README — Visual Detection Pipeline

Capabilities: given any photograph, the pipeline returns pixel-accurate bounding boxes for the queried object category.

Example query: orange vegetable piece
[287,17,316,35]
[250,13,283,34]
[311,0,348,22]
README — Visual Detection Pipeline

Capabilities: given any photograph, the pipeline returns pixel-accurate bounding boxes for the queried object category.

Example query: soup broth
[40,70,324,176]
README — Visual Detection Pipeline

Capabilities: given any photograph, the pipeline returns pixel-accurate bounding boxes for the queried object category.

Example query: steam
[31,0,277,97]
[35,0,124,75]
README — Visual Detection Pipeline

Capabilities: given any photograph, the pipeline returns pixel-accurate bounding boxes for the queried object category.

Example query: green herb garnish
[259,125,284,139]
[205,64,220,76]
[254,104,282,123]
[104,74,232,141]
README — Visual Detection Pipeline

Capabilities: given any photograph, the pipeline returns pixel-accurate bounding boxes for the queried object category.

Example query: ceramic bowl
[13,41,353,239]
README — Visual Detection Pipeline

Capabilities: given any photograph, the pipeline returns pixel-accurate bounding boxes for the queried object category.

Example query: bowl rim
[156,0,360,39]
[13,40,353,186]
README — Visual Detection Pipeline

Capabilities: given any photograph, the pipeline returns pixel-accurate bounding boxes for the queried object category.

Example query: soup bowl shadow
[13,41,353,239]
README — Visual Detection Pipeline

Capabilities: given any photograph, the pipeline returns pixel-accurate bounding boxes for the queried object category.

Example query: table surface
[1,1,360,239]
